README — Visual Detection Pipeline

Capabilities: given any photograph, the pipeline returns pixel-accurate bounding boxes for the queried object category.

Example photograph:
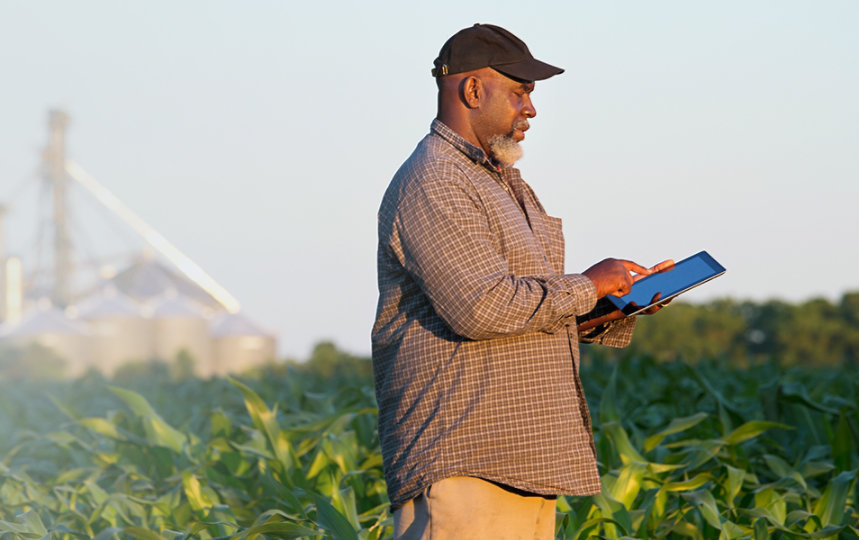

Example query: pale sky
[1,1,857,359]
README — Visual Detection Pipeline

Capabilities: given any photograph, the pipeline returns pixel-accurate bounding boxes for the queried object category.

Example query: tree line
[591,290,859,366]
[298,292,859,373]
[297,291,859,375]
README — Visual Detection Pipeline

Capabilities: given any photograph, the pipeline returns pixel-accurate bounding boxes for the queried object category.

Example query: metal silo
[151,291,213,377]
[0,304,92,378]
[77,286,154,376]
[209,312,277,376]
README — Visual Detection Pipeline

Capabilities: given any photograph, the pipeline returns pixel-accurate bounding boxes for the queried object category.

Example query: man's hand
[638,259,675,314]
[646,259,675,276]
[582,258,652,298]
[578,258,675,332]
[639,291,670,315]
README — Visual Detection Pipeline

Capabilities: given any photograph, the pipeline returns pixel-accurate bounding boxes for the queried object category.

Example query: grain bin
[0,304,92,378]
[77,286,154,376]
[151,291,213,376]
[209,312,277,376]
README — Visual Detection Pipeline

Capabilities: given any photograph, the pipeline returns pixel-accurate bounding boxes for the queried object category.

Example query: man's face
[474,70,537,165]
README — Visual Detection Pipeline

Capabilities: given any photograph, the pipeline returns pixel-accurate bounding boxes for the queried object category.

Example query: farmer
[371,23,668,539]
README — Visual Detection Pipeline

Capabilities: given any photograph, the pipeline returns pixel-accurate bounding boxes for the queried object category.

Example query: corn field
[1,355,857,539]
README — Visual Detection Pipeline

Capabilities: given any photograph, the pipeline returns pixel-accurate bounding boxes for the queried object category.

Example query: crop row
[0,355,857,538]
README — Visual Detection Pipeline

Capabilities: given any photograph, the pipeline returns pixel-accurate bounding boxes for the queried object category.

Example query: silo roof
[151,293,207,319]
[76,287,142,319]
[0,307,89,338]
[210,312,272,338]
[109,257,222,309]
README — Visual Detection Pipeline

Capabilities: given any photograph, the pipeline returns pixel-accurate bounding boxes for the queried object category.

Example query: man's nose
[523,96,536,118]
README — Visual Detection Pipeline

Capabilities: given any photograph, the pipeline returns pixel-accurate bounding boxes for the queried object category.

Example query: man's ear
[460,76,482,109]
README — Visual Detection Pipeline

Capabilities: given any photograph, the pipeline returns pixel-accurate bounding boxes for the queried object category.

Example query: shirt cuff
[581,315,637,347]
[546,274,598,318]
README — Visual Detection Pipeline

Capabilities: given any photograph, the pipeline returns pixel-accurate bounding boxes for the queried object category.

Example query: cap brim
[492,58,564,82]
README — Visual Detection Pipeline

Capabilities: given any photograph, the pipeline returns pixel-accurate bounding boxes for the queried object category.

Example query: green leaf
[681,489,722,529]
[753,487,786,525]
[602,422,647,465]
[571,516,631,540]
[310,494,359,540]
[832,412,854,472]
[720,519,746,539]
[210,409,232,437]
[123,527,168,540]
[337,486,361,532]
[607,462,646,507]
[722,421,791,445]
[753,517,768,540]
[644,412,709,452]
[685,364,744,417]
[91,527,123,540]
[55,467,94,485]
[812,470,855,526]
[182,472,210,512]
[591,493,632,536]
[663,473,713,492]
[86,480,110,506]
[800,459,835,480]
[238,521,323,538]
[779,382,840,415]
[0,511,47,538]
[763,454,792,478]
[0,522,30,536]
[110,387,187,453]
[723,465,747,508]
[79,417,127,440]
[229,378,297,472]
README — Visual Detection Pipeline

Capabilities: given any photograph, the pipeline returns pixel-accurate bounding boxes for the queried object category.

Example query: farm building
[0,111,277,378]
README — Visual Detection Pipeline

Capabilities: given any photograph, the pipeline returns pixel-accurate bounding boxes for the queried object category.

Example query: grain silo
[151,290,213,376]
[77,286,154,376]
[209,312,276,376]
[2,111,279,380]
[0,304,92,378]
[108,255,223,313]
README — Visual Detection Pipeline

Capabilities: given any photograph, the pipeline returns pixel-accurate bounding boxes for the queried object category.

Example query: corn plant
[0,355,857,539]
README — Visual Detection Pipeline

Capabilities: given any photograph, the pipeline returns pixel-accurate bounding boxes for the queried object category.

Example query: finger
[641,293,662,314]
[650,297,674,313]
[650,259,675,272]
[618,259,651,276]
[616,273,635,296]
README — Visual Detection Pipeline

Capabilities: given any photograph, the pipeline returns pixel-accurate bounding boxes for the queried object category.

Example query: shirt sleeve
[576,298,637,347]
[394,163,597,341]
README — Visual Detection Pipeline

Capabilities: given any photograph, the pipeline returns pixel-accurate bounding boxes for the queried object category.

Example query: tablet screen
[606,251,726,316]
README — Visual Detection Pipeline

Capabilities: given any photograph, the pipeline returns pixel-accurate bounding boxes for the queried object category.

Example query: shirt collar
[431,119,494,168]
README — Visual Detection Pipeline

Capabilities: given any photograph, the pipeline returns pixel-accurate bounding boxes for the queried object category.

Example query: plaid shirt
[372,120,635,508]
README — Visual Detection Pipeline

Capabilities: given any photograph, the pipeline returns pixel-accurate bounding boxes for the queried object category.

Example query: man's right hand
[582,258,652,298]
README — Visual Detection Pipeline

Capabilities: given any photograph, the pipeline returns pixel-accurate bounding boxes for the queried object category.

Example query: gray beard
[487,134,523,168]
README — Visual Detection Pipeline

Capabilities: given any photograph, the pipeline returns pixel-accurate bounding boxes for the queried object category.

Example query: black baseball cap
[431,23,564,82]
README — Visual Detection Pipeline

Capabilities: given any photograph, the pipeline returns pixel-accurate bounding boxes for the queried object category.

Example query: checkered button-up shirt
[372,120,635,508]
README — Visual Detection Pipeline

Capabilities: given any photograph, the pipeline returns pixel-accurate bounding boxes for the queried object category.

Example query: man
[372,23,669,539]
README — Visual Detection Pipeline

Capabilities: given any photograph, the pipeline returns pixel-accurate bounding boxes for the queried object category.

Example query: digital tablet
[606,251,726,316]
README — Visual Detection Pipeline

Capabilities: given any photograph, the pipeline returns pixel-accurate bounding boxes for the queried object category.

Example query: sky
[1,1,857,360]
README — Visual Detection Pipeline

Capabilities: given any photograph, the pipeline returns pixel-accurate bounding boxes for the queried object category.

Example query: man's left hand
[638,259,675,315]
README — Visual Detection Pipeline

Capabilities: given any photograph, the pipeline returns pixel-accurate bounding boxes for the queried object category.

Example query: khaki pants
[393,476,557,540]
